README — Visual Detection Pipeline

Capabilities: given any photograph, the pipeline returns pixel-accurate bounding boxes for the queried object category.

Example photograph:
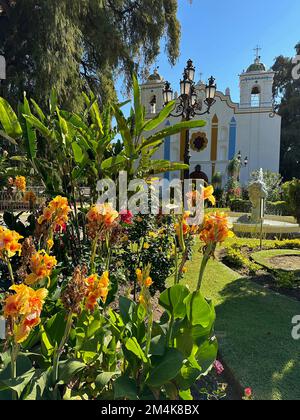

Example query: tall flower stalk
[197,212,234,291]
[52,312,73,385]
[86,203,119,274]
[136,267,153,356]
[3,285,48,398]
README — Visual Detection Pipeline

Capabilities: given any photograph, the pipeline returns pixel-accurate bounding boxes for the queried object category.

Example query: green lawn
[174,238,300,400]
[252,249,300,271]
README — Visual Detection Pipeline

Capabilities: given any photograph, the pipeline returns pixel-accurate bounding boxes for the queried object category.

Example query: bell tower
[239,48,275,109]
[141,68,165,118]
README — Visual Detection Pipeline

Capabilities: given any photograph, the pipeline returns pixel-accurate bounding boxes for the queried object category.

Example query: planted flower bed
[0,81,236,400]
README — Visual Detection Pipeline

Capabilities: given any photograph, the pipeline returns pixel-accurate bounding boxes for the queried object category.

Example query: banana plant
[0,72,207,195]
[111,74,206,180]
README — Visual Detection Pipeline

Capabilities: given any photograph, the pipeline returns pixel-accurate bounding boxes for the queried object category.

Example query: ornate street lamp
[237,151,249,168]
[237,151,249,181]
[162,59,217,180]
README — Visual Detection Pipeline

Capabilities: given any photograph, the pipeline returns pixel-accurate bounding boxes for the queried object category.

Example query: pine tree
[0,0,181,110]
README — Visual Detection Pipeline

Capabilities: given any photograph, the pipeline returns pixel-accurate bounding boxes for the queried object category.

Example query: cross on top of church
[254,45,262,60]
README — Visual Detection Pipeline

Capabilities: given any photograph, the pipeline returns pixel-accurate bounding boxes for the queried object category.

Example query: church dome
[246,57,267,73]
[147,68,163,82]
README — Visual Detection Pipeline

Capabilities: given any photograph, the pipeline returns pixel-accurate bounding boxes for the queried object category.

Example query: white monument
[140,51,282,185]
[0,55,6,80]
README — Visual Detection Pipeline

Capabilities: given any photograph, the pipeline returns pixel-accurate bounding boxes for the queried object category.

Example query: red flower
[244,388,252,398]
[55,223,67,233]
[120,210,133,225]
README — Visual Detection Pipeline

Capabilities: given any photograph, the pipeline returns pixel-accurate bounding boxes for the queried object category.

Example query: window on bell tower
[251,86,261,107]
[150,95,157,114]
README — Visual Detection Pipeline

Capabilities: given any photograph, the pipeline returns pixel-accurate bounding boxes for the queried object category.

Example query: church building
[141,54,282,185]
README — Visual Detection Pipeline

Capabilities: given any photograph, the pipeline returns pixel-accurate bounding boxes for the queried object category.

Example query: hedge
[229,199,290,216]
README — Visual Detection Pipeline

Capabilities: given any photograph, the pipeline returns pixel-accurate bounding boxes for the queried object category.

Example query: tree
[0,0,180,110]
[272,42,300,180]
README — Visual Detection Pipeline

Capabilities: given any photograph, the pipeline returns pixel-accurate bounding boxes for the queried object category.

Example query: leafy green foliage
[251,170,283,202]
[282,179,300,223]
[272,42,300,180]
[0,0,181,110]
[223,247,260,274]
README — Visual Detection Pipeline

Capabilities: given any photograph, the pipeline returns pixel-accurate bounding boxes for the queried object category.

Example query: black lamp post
[162,60,217,181]
[237,151,249,181]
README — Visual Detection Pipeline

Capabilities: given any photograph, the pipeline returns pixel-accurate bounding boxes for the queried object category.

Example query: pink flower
[213,360,224,375]
[120,210,133,225]
[244,388,252,398]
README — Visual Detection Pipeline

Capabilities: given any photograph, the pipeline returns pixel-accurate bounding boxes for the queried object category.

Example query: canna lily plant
[0,73,233,400]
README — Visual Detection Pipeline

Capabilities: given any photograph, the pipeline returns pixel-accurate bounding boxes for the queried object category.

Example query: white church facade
[141,55,282,185]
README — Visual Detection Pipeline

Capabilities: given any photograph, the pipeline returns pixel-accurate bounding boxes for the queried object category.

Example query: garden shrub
[223,247,260,274]
[275,239,300,249]
[251,170,283,202]
[282,179,300,223]
[229,199,290,216]
[275,271,300,288]
[265,201,289,216]
[229,199,252,213]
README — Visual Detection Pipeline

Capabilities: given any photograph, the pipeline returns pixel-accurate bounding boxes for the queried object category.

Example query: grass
[251,249,300,271]
[173,238,300,400]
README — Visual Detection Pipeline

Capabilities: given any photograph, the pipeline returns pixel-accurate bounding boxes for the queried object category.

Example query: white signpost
[0,55,6,80]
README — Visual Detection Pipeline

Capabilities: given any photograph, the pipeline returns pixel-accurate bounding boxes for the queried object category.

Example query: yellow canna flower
[199,212,234,246]
[4,284,48,343]
[143,242,150,250]
[47,239,54,250]
[25,251,57,285]
[0,227,23,259]
[203,186,216,206]
[86,203,119,239]
[84,271,110,311]
[136,267,153,289]
[38,196,71,231]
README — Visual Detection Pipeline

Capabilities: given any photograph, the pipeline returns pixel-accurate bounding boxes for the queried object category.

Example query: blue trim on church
[164,121,171,180]
[228,117,237,160]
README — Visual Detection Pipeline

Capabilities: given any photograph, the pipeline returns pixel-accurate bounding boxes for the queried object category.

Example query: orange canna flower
[84,271,110,311]
[38,196,71,231]
[15,176,26,192]
[136,268,153,289]
[4,284,48,343]
[87,203,119,227]
[199,212,234,246]
[25,250,57,285]
[175,220,190,238]
[0,227,23,259]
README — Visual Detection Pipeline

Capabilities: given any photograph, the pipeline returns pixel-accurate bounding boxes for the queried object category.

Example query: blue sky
[118,0,300,104]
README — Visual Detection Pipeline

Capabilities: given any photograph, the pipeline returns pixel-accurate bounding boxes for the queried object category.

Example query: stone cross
[254,45,262,60]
